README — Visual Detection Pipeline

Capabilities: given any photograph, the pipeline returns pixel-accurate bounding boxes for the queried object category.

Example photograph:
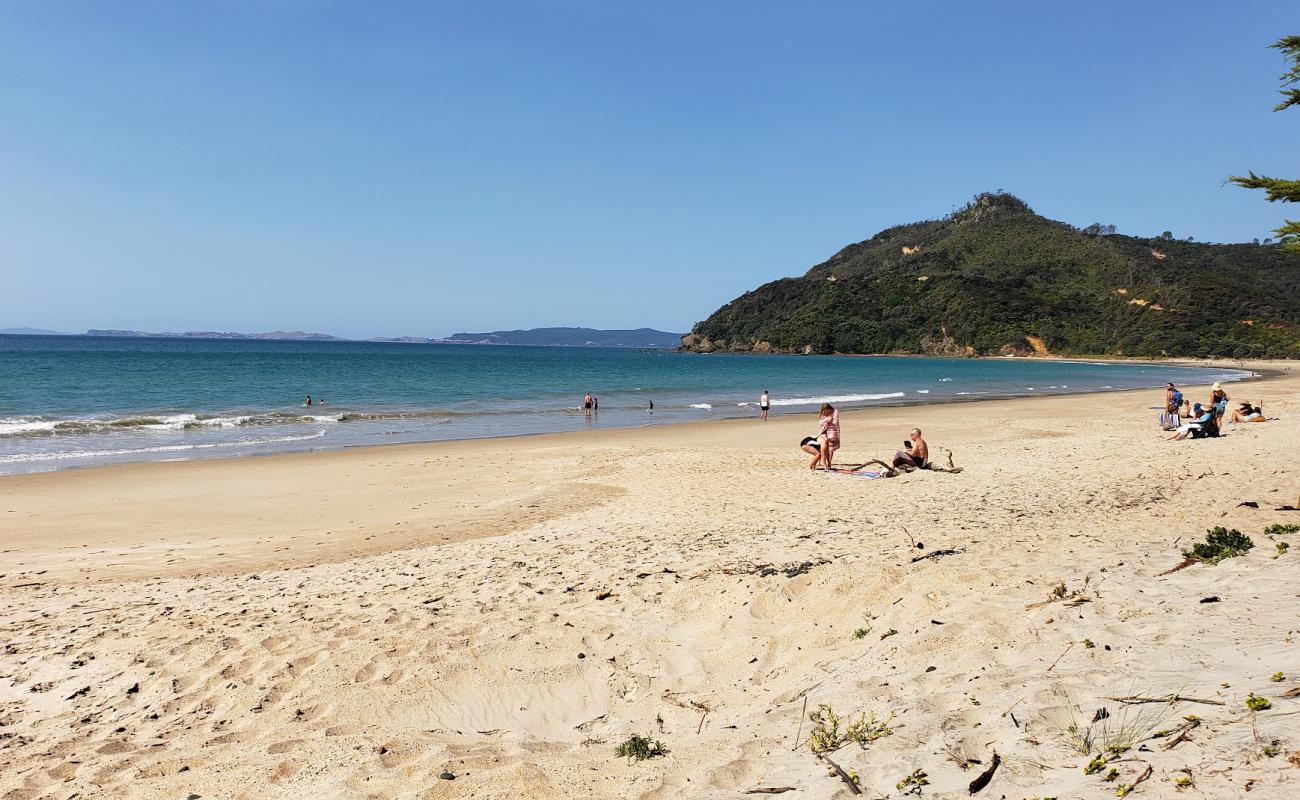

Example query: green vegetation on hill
[683,193,1300,358]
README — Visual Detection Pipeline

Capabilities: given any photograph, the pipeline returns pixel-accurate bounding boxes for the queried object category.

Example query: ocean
[0,335,1250,474]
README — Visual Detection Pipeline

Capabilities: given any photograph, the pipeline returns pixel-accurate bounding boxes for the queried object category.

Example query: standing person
[759,390,770,421]
[583,392,593,416]
[1209,383,1230,427]
[1159,383,1184,430]
[893,428,929,470]
[814,403,840,470]
[647,399,654,413]
[592,395,599,413]
[305,395,313,406]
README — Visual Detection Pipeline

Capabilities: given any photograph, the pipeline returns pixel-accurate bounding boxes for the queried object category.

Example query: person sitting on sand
[1168,403,1215,440]
[892,428,929,470]
[1229,401,1266,424]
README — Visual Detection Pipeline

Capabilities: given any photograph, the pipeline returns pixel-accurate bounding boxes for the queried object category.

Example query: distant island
[0,327,70,336]
[684,192,1300,359]
[444,327,685,348]
[27,327,686,347]
[86,329,345,341]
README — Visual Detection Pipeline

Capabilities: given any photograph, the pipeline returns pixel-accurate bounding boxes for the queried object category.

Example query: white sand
[2,363,1298,799]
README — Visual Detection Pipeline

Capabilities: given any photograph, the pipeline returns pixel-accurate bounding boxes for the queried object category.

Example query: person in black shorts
[759,390,770,421]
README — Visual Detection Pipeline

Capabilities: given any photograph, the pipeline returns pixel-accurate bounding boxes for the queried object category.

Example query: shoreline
[0,358,1269,478]
[2,360,1293,587]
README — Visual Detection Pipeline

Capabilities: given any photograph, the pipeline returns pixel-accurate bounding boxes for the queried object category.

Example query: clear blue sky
[2,1,1295,338]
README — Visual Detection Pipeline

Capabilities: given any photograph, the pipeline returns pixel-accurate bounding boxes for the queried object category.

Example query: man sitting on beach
[892,428,929,470]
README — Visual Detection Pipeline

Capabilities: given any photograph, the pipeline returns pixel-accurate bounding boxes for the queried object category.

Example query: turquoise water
[0,335,1249,473]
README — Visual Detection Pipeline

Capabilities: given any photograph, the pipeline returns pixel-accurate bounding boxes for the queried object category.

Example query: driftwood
[819,755,862,795]
[1105,694,1225,706]
[1155,557,1199,576]
[911,549,962,563]
[744,789,797,795]
[1046,642,1075,672]
[967,751,1001,794]
[1160,716,1202,750]
[792,695,808,751]
[1280,686,1300,698]
[1129,763,1154,792]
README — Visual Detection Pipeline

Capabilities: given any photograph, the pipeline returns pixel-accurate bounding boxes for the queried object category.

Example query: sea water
[0,335,1249,474]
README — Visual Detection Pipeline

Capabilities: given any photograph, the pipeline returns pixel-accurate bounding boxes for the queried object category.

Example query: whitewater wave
[767,392,905,407]
[0,431,327,464]
[0,408,515,438]
[916,389,930,394]
[689,403,713,410]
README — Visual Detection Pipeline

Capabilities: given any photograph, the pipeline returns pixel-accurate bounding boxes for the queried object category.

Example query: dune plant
[1264,523,1300,535]
[1059,702,1171,758]
[896,768,928,795]
[806,704,894,755]
[614,733,667,762]
[1183,527,1254,564]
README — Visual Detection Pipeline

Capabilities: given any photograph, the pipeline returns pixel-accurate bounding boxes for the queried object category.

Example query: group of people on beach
[1163,381,1266,441]
[797,402,944,477]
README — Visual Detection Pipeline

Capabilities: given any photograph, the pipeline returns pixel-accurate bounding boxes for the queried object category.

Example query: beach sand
[2,362,1299,799]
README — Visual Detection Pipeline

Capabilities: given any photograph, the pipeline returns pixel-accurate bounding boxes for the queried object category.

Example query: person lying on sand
[892,428,929,470]
[1228,401,1266,424]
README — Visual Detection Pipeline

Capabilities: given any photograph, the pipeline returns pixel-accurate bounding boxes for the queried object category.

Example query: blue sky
[1,1,1295,338]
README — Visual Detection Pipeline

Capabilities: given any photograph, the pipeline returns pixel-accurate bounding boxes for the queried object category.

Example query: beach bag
[1159,411,1180,431]
[1169,389,1183,410]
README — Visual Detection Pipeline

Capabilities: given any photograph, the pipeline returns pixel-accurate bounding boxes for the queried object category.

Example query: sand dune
[2,364,1299,798]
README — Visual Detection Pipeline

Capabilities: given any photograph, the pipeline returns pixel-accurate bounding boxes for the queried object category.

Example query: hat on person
[1212,382,1222,391]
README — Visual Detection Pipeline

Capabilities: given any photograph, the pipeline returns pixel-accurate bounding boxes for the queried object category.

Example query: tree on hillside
[1230,36,1300,253]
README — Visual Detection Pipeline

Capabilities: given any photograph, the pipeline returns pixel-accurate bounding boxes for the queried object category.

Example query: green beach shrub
[614,733,667,762]
[1183,527,1254,564]
[806,704,894,755]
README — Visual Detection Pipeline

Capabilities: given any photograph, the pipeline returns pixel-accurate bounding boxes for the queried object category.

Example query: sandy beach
[3,362,1299,799]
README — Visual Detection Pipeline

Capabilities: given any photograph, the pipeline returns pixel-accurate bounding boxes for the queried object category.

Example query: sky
[1,1,1296,338]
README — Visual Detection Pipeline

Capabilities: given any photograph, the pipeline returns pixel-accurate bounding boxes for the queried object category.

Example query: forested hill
[683,193,1300,358]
